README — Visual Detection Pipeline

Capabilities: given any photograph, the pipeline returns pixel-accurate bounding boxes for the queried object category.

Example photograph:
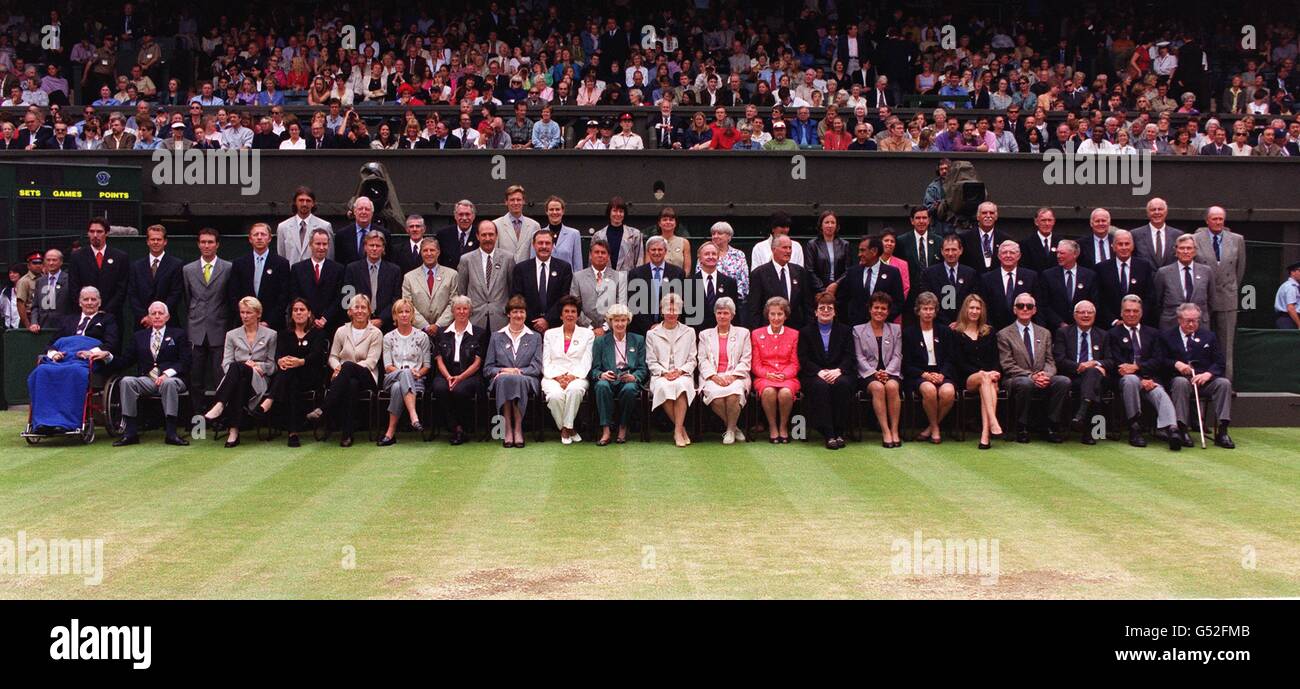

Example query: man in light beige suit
[493,184,541,263]
[401,237,458,335]
[1192,206,1246,379]
[997,293,1070,443]
[458,219,515,331]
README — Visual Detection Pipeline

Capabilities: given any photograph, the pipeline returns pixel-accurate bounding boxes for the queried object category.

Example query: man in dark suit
[433,201,479,271]
[428,121,461,149]
[917,235,977,326]
[305,121,337,150]
[46,286,119,356]
[1106,295,1182,450]
[67,218,129,334]
[837,235,905,326]
[1018,207,1061,273]
[333,196,389,267]
[112,301,191,446]
[343,230,403,330]
[978,240,1039,330]
[1076,208,1116,269]
[959,202,1012,276]
[894,207,942,283]
[691,242,739,331]
[650,101,686,149]
[1036,239,1098,332]
[126,224,184,330]
[1094,229,1157,328]
[1149,303,1235,448]
[749,234,815,330]
[289,228,347,332]
[390,214,429,275]
[1199,127,1231,155]
[1052,300,1109,444]
[627,235,687,335]
[227,222,292,331]
[1130,197,1184,269]
[511,229,573,332]
[41,123,78,149]
[598,18,629,73]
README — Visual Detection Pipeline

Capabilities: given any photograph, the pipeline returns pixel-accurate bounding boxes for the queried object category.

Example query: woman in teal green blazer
[590,303,649,445]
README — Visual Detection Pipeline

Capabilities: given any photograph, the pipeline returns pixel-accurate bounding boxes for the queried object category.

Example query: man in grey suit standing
[27,249,73,331]
[997,293,1070,443]
[401,237,459,336]
[570,239,627,338]
[1152,235,1215,330]
[276,185,333,264]
[458,219,515,332]
[493,184,541,263]
[1130,197,1183,269]
[1192,206,1246,379]
[182,228,233,395]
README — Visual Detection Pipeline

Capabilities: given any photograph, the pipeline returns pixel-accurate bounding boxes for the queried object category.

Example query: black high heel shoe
[978,441,992,450]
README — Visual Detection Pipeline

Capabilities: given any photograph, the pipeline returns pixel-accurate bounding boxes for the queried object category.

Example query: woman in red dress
[751,296,801,443]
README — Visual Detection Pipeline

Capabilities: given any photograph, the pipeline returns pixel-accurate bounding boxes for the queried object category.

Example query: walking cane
[1189,365,1207,449]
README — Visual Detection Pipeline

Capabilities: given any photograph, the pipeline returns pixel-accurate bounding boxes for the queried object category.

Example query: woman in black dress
[903,292,957,443]
[432,295,486,445]
[257,298,328,447]
[950,294,1004,449]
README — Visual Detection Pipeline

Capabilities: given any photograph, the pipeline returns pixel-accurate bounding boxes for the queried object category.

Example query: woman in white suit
[542,295,594,444]
[646,292,697,447]
[853,292,904,448]
[697,296,751,444]
[308,294,383,447]
[204,296,277,448]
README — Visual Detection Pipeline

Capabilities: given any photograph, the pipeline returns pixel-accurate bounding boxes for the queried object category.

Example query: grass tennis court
[1,410,1297,599]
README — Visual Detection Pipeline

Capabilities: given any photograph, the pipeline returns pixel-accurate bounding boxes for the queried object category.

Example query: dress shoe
[1070,414,1087,433]
[376,435,396,447]
[614,435,627,444]
[722,429,735,445]
[113,435,140,447]
[1080,433,1096,445]
[733,429,746,443]
[1015,430,1031,444]
[1179,429,1194,447]
[502,439,514,448]
[825,438,837,450]
[561,435,573,445]
[204,402,225,420]
[224,438,240,448]
[770,436,780,444]
[287,434,301,448]
[833,437,846,449]
[596,437,610,447]
[978,441,992,450]
[571,433,582,444]
[515,439,525,449]
[340,435,353,448]
[1128,426,1148,448]
[778,436,789,444]
[164,435,189,447]
[1046,428,1065,444]
[449,432,465,446]
[1214,431,1235,449]
[410,420,424,432]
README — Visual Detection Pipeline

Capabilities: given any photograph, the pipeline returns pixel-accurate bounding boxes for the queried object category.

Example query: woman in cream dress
[645,293,697,447]
[696,296,751,444]
[541,295,594,444]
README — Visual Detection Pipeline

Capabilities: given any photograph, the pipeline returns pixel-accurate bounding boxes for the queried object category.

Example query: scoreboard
[0,162,142,263]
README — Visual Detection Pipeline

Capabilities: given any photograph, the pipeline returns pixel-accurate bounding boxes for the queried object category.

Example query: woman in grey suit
[203,296,277,448]
[377,299,432,446]
[853,292,903,448]
[484,294,543,448]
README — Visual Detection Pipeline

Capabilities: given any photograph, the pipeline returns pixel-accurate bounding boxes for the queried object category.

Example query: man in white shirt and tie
[1131,197,1183,269]
[276,185,333,264]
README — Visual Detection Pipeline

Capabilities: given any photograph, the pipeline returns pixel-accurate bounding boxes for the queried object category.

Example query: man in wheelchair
[28,286,118,434]
[113,301,191,446]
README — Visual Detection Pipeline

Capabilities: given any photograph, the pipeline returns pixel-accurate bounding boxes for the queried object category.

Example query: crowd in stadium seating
[17,185,1260,452]
[1,3,1298,153]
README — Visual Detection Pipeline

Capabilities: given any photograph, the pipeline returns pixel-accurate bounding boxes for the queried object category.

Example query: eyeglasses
[1014,303,1036,310]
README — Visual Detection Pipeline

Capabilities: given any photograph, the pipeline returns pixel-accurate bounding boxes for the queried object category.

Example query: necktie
[369,263,378,301]
[918,237,928,267]
[254,254,264,294]
[1005,271,1015,306]
[596,270,603,286]
[1130,327,1140,363]
[1022,325,1034,361]
[706,274,715,301]
[512,216,521,244]
[299,220,307,249]
[1154,230,1163,264]
[356,228,364,255]
[779,266,789,300]
[662,118,670,145]
[427,267,435,294]
[151,257,159,279]
[203,262,212,285]
[1065,270,1074,299]
[1043,236,1051,255]
[652,265,662,314]
[981,233,992,261]
[1183,266,1194,301]
[77,315,89,335]
[151,328,162,357]
[48,275,55,289]
[484,254,492,288]
[1119,262,1129,291]
[313,262,321,284]
[460,230,469,249]
[863,266,873,293]
[538,262,549,311]
[949,266,957,287]
[1080,331,1090,362]
[95,251,103,269]
[1097,237,1108,262]
[1213,233,1222,261]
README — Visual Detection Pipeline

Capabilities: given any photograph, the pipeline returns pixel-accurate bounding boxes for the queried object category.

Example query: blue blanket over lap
[27,335,102,431]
